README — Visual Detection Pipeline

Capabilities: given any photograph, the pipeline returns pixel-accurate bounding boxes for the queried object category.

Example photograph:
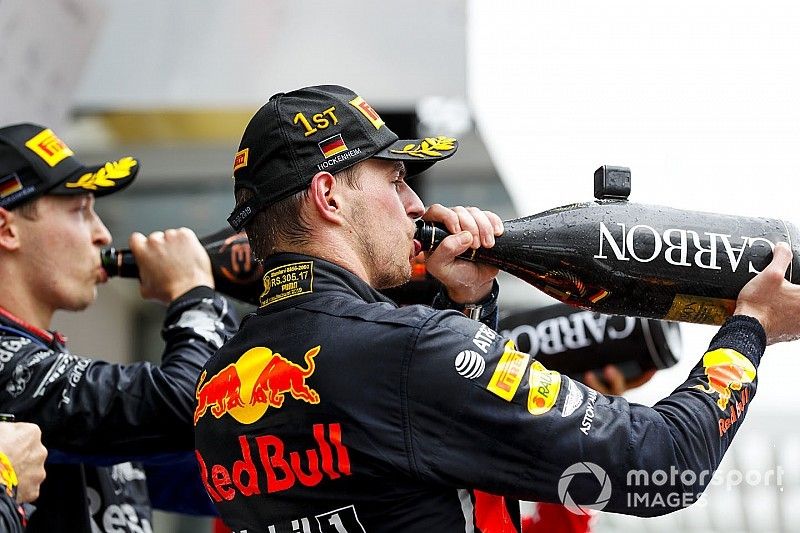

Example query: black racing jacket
[0,493,26,533]
[194,253,766,533]
[0,286,238,532]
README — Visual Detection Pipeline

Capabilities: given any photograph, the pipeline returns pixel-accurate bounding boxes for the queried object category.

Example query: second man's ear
[0,207,21,252]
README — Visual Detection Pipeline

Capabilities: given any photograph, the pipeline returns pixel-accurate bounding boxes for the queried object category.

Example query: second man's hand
[129,228,215,303]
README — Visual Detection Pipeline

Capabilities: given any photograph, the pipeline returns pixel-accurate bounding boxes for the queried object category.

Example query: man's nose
[93,214,112,246]
[404,188,425,219]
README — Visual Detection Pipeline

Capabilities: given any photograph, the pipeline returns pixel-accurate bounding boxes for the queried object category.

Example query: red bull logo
[193,366,244,424]
[693,348,756,412]
[196,423,351,501]
[195,345,320,425]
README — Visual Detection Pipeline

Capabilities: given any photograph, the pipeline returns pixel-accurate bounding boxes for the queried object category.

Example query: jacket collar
[0,306,68,348]
[256,253,393,313]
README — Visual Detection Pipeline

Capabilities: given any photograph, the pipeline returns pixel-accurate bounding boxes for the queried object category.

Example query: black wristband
[708,314,767,367]
[431,280,500,323]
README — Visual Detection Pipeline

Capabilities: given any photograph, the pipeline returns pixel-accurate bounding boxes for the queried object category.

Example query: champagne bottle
[499,303,681,380]
[101,228,265,305]
[415,166,800,325]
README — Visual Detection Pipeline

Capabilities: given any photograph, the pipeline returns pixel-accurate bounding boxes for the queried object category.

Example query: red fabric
[0,305,62,344]
[213,518,229,533]
[474,490,519,533]
[521,502,592,533]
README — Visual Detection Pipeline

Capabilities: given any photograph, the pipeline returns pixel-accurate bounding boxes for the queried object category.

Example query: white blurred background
[2,1,799,531]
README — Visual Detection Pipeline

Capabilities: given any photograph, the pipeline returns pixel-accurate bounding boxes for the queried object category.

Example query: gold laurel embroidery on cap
[389,136,456,158]
[65,157,138,190]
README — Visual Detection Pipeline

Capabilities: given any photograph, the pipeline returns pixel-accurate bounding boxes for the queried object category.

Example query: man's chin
[68,290,97,312]
[373,270,412,291]
[69,300,94,312]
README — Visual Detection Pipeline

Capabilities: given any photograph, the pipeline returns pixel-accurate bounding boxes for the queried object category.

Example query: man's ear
[0,207,20,252]
[309,171,342,223]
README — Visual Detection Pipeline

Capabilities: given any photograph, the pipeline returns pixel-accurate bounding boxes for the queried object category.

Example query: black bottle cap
[594,165,631,200]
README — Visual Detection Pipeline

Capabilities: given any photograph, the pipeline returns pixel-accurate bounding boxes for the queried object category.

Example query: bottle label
[664,295,735,325]
[259,262,314,307]
[500,311,636,357]
[593,221,780,275]
[218,233,264,284]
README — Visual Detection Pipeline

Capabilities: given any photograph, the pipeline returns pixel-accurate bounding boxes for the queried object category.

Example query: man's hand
[0,422,47,503]
[583,366,656,396]
[735,242,800,345]
[129,228,215,304]
[421,204,504,304]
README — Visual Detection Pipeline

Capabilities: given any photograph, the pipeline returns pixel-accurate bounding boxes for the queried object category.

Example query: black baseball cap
[0,123,139,210]
[227,85,459,231]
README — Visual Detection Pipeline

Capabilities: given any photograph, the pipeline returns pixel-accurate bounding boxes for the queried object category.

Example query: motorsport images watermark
[558,462,784,515]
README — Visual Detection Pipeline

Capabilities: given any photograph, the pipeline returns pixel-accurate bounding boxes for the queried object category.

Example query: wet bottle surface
[416,167,800,325]
[101,227,265,305]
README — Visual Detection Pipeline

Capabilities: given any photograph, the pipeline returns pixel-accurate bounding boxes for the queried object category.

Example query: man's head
[0,124,140,323]
[228,85,458,231]
[0,124,139,211]
[229,85,458,286]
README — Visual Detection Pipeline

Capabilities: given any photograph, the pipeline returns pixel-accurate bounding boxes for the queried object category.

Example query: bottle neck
[100,248,139,278]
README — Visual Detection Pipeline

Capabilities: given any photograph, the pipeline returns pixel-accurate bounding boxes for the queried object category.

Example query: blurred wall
[0,0,105,127]
[74,0,467,109]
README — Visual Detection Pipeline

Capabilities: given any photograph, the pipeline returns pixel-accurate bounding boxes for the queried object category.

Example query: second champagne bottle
[101,228,265,306]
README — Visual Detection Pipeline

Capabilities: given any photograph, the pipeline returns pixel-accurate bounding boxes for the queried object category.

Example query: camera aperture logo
[558,462,612,515]
[558,463,783,515]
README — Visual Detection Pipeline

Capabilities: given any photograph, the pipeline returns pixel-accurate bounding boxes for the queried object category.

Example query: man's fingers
[766,242,793,277]
[432,231,474,261]
[426,205,501,249]
[627,369,657,390]
[487,211,505,236]
[464,207,495,248]
[128,231,145,249]
[582,370,606,394]
[423,203,461,233]
[451,206,479,248]
[603,365,627,396]
[421,204,505,246]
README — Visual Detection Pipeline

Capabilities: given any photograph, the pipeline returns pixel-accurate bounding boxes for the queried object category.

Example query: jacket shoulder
[299,294,441,329]
[0,330,51,373]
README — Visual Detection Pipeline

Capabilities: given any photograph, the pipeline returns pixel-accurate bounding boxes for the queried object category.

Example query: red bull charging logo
[194,345,321,425]
[693,348,756,412]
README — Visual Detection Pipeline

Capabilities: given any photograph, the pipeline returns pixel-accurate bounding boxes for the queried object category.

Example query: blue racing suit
[0,286,238,532]
[195,253,764,533]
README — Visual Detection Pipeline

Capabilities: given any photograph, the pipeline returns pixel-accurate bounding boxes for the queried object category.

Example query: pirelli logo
[25,129,73,167]
[487,341,530,401]
[349,96,384,130]
[233,148,249,172]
